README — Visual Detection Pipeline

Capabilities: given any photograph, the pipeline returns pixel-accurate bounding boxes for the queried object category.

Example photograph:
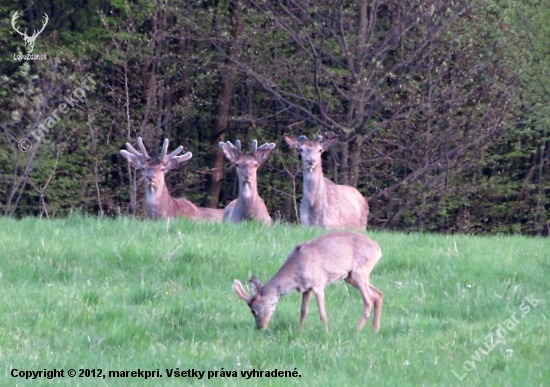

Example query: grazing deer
[233,231,383,333]
[284,134,369,229]
[120,137,224,221]
[219,139,276,225]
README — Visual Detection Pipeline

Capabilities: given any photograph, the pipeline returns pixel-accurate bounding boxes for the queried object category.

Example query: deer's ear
[219,142,240,163]
[284,135,301,149]
[165,152,192,171]
[248,276,263,296]
[321,136,338,150]
[233,280,252,304]
[255,143,276,165]
[120,150,143,169]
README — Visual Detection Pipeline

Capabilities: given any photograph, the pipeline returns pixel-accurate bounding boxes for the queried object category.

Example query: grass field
[0,215,548,386]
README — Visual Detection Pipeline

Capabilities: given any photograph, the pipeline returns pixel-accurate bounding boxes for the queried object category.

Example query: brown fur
[284,135,369,229]
[120,137,224,221]
[233,231,383,333]
[219,140,275,225]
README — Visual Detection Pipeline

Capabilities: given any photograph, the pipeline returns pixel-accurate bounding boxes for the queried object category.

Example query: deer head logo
[11,11,49,54]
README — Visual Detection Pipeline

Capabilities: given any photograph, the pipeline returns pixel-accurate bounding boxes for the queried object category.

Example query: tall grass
[0,215,548,386]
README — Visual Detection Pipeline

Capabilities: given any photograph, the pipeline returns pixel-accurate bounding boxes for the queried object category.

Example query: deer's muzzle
[255,311,273,330]
[306,162,316,172]
[146,178,157,188]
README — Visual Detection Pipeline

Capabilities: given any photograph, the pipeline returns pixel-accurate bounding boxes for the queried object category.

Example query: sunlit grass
[0,215,548,386]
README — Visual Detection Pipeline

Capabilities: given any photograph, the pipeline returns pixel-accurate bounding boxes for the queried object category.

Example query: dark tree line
[0,0,548,235]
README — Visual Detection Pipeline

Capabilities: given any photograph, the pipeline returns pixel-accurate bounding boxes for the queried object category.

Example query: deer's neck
[235,181,261,219]
[239,180,258,200]
[145,181,175,219]
[262,259,301,299]
[302,167,327,209]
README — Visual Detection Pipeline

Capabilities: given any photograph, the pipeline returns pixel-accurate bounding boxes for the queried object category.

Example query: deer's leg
[346,272,373,331]
[368,284,383,332]
[313,288,328,333]
[354,273,375,332]
[344,275,358,287]
[300,290,313,331]
[357,289,374,331]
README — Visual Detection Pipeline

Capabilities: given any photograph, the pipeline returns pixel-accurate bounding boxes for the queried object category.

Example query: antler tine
[124,142,143,159]
[37,13,48,35]
[257,142,275,151]
[298,135,308,144]
[137,137,150,159]
[235,140,242,153]
[250,140,258,155]
[314,135,324,142]
[27,13,48,40]
[160,139,169,159]
[11,11,27,37]
[165,145,184,160]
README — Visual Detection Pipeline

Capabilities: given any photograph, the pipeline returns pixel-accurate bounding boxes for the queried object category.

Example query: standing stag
[219,140,276,225]
[284,135,369,229]
[120,137,224,221]
[233,231,383,333]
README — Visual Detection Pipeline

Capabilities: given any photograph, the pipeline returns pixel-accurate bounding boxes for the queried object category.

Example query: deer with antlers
[11,11,49,54]
[219,139,276,225]
[284,135,369,230]
[233,231,383,333]
[120,137,224,221]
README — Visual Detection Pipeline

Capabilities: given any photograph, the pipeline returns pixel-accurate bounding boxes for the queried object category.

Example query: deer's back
[323,179,369,229]
[273,232,380,291]
[198,207,224,221]
[173,198,201,219]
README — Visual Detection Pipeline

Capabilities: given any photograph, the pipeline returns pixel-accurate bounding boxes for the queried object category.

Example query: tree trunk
[204,0,242,208]
[339,136,349,185]
[349,134,364,187]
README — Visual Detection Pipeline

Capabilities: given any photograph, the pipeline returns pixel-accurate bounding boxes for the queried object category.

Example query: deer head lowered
[284,134,369,230]
[233,231,383,333]
[120,137,224,221]
[219,139,276,225]
[11,11,49,54]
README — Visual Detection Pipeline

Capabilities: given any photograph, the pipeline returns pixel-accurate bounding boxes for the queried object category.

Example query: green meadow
[0,215,548,386]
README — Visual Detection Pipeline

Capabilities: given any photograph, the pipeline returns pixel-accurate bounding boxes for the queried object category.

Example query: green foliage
[0,1,549,234]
